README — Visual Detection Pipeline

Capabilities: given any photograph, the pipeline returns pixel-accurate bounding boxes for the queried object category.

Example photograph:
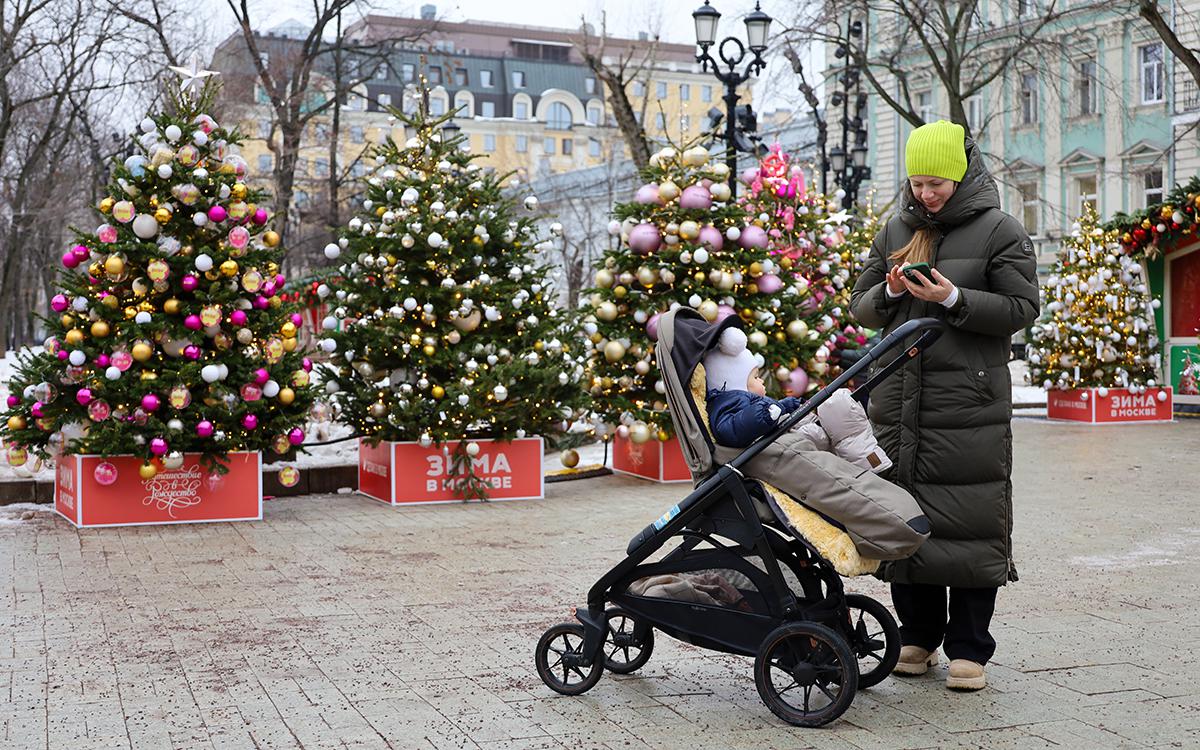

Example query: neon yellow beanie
[905,120,967,182]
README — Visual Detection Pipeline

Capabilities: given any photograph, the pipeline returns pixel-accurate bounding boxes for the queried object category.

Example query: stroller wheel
[603,607,654,674]
[535,623,603,696]
[844,594,900,689]
[754,622,857,727]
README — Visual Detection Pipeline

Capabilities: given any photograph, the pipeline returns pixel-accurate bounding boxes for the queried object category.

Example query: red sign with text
[1047,387,1173,423]
[612,433,692,483]
[358,437,543,504]
[54,452,262,527]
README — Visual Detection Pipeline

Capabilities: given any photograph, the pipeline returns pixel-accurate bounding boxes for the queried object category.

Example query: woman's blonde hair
[889,227,936,266]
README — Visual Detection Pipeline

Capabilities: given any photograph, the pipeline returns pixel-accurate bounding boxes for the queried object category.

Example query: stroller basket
[535,316,944,728]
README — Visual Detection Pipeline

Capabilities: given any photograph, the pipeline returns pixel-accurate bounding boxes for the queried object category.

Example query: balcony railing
[1176,75,1200,115]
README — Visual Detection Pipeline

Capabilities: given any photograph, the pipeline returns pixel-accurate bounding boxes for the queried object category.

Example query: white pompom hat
[703,327,764,392]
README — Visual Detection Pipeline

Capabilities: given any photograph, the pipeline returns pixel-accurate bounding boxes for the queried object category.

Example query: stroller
[534,310,944,727]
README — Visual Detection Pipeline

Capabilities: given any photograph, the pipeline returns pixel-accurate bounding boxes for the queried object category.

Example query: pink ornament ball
[183,345,201,360]
[740,167,760,185]
[72,244,90,261]
[679,185,713,210]
[62,252,80,269]
[288,427,305,446]
[738,225,769,249]
[56,350,68,361]
[698,226,725,252]
[51,294,69,312]
[230,310,248,326]
[149,437,168,456]
[787,367,810,397]
[716,304,737,322]
[207,205,227,223]
[290,313,303,327]
[254,296,269,310]
[75,388,94,406]
[93,462,118,486]
[634,183,662,205]
[181,275,199,292]
[756,274,783,294]
[96,354,110,368]
[274,273,285,286]
[301,358,312,372]
[646,312,662,341]
[196,420,214,438]
[141,394,161,412]
[261,281,276,297]
[184,315,202,331]
[31,402,44,418]
[628,223,662,255]
[252,208,268,225]
[7,395,19,408]
[254,368,270,385]
[241,414,258,430]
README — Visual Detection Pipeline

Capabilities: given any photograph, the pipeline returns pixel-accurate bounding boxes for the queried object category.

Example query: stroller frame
[536,317,943,727]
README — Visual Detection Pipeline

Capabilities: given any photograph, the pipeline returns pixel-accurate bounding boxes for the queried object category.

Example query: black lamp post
[824,14,870,210]
[692,0,772,199]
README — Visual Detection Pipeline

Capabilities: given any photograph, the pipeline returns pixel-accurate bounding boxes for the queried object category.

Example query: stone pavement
[1,418,1198,750]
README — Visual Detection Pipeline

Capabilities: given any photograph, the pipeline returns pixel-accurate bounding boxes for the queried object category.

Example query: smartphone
[902,262,937,283]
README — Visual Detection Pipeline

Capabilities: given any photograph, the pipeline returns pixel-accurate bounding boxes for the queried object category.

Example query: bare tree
[1140,0,1200,93]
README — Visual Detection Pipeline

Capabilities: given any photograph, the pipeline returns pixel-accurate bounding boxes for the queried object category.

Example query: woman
[850,120,1039,691]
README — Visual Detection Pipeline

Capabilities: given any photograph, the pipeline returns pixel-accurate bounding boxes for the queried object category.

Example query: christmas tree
[1028,206,1163,392]
[740,144,873,394]
[0,76,316,478]
[315,108,585,495]
[584,144,802,442]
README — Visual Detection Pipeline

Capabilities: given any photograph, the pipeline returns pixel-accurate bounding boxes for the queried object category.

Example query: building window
[585,76,596,94]
[654,112,666,130]
[680,83,691,101]
[258,120,272,139]
[1017,0,1036,18]
[430,97,445,116]
[965,95,982,133]
[402,63,415,82]
[916,90,932,123]
[656,81,667,99]
[1020,72,1038,125]
[377,93,392,107]
[546,102,572,130]
[258,154,272,172]
[1142,169,1165,208]
[455,68,468,86]
[480,70,494,88]
[587,104,601,125]
[483,134,496,152]
[295,190,309,208]
[315,158,329,177]
[633,81,645,97]
[516,135,528,152]
[1140,43,1164,104]
[350,125,365,143]
[512,70,526,88]
[481,101,496,117]
[543,136,556,155]
[351,162,365,177]
[1075,174,1098,215]
[1077,58,1098,116]
[562,138,573,155]
[428,67,442,84]
[589,138,601,157]
[702,85,712,102]
[1018,182,1040,236]
[455,94,472,117]
[680,115,690,132]
[515,100,529,119]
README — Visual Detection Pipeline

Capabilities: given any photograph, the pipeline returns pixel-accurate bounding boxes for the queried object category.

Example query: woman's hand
[903,267,956,304]
[885,264,907,294]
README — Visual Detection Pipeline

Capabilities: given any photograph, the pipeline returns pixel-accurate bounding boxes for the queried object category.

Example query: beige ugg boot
[893,645,938,675]
[946,659,986,691]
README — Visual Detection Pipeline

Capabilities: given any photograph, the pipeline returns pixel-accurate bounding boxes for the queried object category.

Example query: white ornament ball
[139,118,156,133]
[132,213,160,239]
[164,124,182,142]
[69,350,86,366]
[524,196,539,211]
[194,254,213,272]
[324,243,341,260]
[105,366,121,381]
[201,365,221,383]
[135,311,152,324]
[319,338,338,353]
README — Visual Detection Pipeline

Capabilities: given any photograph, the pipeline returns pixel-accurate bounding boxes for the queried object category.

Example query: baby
[704,327,892,473]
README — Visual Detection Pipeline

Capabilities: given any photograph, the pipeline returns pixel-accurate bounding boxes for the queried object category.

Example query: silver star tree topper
[169,52,219,97]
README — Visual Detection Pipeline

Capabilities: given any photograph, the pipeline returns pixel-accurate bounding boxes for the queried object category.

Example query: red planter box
[54,452,262,528]
[358,437,544,504]
[612,433,692,483]
[1047,387,1174,423]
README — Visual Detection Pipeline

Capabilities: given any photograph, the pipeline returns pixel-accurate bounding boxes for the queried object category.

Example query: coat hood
[899,137,1000,232]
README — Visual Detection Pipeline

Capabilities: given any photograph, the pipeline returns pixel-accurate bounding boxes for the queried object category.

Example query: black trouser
[890,582,998,665]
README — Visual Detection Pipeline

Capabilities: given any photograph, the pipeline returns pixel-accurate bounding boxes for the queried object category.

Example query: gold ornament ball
[560,449,580,468]
[232,183,248,200]
[104,256,125,276]
[204,270,220,281]
[7,415,26,431]
[61,314,75,327]
[679,220,700,240]
[163,298,181,315]
[636,267,656,286]
[278,387,295,405]
[65,329,84,345]
[220,260,239,277]
[282,337,297,352]
[749,261,763,276]
[280,321,297,338]
[698,299,719,322]
[774,331,786,342]
[124,306,137,320]
[613,285,627,299]
[140,371,157,381]
[88,261,104,278]
[101,295,119,309]
[422,344,435,356]
[658,181,680,202]
[596,301,618,321]
[629,422,652,444]
[154,207,172,224]
[139,462,158,480]
[595,269,614,288]
[780,257,794,270]
[99,197,115,213]
[604,340,626,362]
[657,430,670,442]
[132,343,153,361]
[263,231,280,247]
[693,271,706,283]
[91,321,110,338]
[431,385,445,399]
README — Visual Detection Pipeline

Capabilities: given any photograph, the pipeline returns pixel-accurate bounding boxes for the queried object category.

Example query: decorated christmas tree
[315,107,585,493]
[1028,206,1163,392]
[0,76,316,478]
[740,144,874,394]
[584,144,808,442]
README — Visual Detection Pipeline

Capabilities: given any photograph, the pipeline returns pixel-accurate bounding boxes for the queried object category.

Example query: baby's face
[747,369,766,396]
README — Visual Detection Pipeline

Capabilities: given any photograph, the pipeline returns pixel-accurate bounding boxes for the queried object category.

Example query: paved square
[1,418,1197,749]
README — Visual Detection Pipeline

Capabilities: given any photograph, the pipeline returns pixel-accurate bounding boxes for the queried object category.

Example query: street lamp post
[825,14,871,210]
[692,1,772,199]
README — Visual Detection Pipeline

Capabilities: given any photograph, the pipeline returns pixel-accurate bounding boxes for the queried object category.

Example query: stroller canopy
[655,308,742,481]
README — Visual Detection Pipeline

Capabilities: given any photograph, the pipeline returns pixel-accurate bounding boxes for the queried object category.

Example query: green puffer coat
[850,140,1040,588]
